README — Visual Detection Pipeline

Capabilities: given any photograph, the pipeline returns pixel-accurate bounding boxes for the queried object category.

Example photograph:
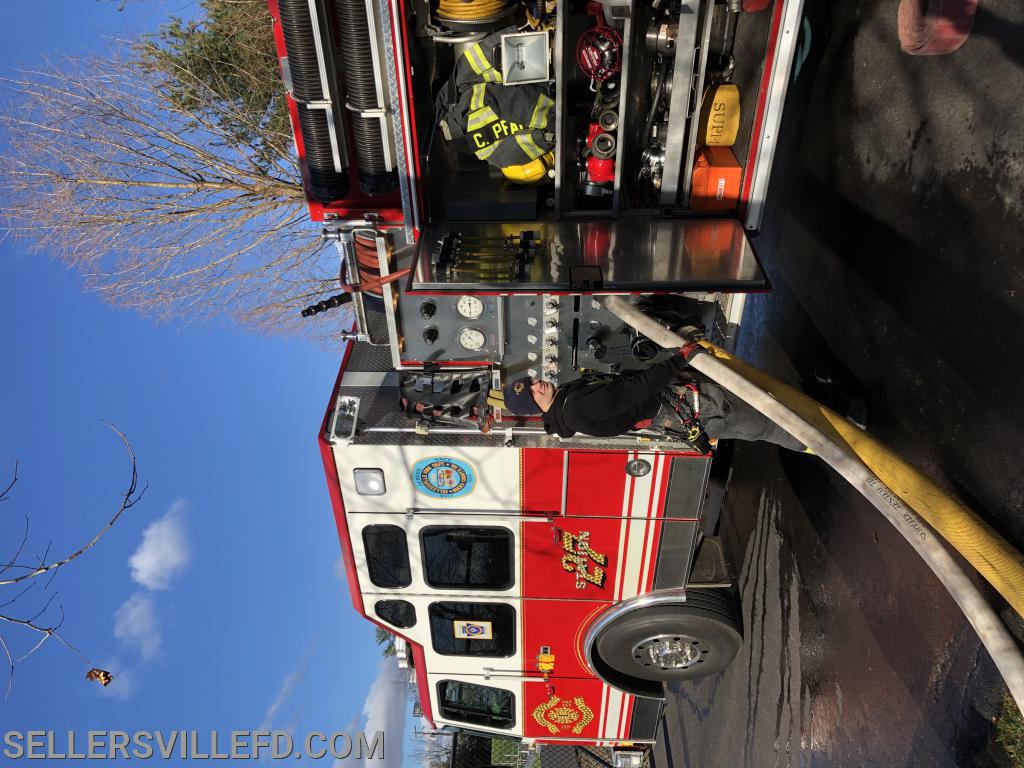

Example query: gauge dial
[455,295,485,320]
[456,327,486,352]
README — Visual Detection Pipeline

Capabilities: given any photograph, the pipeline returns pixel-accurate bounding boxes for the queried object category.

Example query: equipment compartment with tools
[270,0,799,229]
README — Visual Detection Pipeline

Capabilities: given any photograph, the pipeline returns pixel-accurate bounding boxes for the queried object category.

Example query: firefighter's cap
[502,377,541,416]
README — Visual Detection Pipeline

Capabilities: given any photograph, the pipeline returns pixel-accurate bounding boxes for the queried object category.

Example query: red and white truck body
[272,0,805,752]
[320,342,730,747]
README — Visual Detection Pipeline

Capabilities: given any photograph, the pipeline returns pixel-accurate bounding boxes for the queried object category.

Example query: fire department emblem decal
[560,530,608,589]
[412,457,476,499]
[513,381,526,395]
[531,695,595,735]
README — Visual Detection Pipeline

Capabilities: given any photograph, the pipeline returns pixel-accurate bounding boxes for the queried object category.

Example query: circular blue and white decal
[411,457,476,499]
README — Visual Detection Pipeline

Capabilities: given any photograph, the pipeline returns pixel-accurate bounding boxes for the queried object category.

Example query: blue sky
[0,1,408,763]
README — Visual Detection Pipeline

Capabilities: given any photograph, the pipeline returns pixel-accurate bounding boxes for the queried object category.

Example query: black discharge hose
[335,0,398,194]
[278,0,351,202]
[278,0,324,102]
[643,58,670,148]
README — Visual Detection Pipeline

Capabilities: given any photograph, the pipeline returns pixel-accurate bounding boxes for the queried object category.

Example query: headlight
[353,468,386,495]
[625,458,651,477]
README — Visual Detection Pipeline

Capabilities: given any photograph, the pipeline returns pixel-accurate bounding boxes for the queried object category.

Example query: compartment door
[519,597,637,743]
[519,451,685,601]
[408,219,766,293]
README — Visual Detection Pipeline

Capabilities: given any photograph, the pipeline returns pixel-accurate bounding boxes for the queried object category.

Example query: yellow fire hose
[604,296,1024,708]
[437,0,511,21]
[702,345,1024,612]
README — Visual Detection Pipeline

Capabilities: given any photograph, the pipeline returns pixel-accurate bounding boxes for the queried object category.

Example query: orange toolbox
[690,146,742,212]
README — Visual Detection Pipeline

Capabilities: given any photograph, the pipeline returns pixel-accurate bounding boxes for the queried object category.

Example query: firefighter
[501,350,806,451]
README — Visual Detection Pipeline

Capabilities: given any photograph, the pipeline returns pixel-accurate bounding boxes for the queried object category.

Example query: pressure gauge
[455,295,484,320]
[456,327,486,351]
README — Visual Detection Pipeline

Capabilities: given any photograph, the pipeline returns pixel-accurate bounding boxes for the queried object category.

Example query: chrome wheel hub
[632,635,703,670]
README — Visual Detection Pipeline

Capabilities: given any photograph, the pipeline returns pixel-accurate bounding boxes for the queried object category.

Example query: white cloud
[95,658,137,701]
[112,593,161,660]
[333,659,409,768]
[128,500,190,590]
[259,666,304,733]
[105,501,191,692]
[334,557,346,582]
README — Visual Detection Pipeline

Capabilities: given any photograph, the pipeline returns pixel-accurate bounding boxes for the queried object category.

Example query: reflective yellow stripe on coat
[464,44,502,83]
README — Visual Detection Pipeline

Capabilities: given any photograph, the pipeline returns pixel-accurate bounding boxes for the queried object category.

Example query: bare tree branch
[0,34,348,339]
[0,425,143,698]
[0,634,14,701]
[0,515,30,578]
[0,462,17,502]
[0,424,145,587]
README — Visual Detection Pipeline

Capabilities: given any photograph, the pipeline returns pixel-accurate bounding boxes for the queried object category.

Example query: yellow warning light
[537,645,556,673]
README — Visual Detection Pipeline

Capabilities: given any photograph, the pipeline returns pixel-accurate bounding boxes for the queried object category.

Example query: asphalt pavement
[653,0,1024,765]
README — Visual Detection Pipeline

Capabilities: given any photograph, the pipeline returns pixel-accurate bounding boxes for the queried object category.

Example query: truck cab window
[375,599,416,628]
[429,602,515,657]
[362,525,412,588]
[436,680,515,730]
[421,527,513,590]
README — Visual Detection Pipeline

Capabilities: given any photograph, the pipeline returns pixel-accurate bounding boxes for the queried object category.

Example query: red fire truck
[268,0,804,758]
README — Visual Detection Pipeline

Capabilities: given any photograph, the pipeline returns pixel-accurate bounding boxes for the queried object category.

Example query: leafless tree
[0,48,342,338]
[0,424,145,699]
[409,727,454,768]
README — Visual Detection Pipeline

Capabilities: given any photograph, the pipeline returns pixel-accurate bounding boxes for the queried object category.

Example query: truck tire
[898,0,977,55]
[594,590,743,685]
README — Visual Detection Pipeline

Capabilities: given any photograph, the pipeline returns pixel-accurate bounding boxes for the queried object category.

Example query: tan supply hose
[603,295,1024,708]
[701,346,1024,611]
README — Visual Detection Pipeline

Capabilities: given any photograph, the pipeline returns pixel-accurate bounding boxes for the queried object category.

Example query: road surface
[654,0,1023,764]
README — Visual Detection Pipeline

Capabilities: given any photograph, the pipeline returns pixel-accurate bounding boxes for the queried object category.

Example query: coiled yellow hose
[437,0,511,21]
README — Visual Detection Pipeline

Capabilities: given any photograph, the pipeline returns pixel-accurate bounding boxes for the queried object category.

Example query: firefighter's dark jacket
[542,357,688,438]
[435,28,555,171]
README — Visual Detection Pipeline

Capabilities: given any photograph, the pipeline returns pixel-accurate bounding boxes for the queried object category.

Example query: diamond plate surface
[376,0,417,238]
[345,308,395,372]
[731,4,773,178]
